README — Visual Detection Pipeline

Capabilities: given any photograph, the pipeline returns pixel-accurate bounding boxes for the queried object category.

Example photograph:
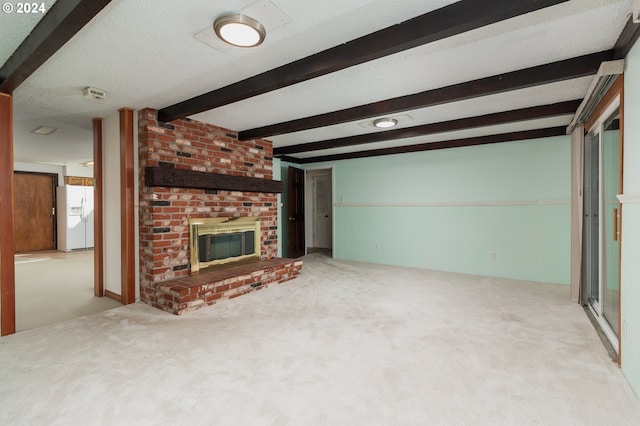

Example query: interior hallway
[2,253,639,425]
[14,250,120,332]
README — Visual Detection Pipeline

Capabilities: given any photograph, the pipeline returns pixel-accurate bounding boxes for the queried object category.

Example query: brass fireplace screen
[189,217,261,273]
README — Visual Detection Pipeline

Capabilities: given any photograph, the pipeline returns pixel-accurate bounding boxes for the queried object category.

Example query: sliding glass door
[583,99,621,351]
[601,109,621,337]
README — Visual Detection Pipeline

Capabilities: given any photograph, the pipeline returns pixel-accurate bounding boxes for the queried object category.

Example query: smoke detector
[83,86,106,100]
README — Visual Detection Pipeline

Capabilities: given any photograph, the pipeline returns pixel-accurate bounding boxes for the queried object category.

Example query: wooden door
[14,172,56,252]
[287,166,305,258]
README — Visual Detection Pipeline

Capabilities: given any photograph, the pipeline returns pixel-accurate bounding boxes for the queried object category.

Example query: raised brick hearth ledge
[146,258,303,315]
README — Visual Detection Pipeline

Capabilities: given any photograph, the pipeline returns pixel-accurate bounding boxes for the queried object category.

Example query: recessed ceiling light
[373,118,398,129]
[31,126,58,135]
[214,14,266,47]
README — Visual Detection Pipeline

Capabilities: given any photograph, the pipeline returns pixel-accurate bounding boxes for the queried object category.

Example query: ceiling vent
[31,126,58,135]
[83,86,106,100]
[566,60,625,133]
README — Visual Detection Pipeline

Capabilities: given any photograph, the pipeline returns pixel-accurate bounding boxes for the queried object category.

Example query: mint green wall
[276,41,640,399]
[305,136,571,285]
[334,203,569,283]
[621,40,640,398]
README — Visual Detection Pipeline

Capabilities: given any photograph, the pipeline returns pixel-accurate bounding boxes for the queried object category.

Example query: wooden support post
[93,118,104,297]
[120,108,136,304]
[0,93,16,335]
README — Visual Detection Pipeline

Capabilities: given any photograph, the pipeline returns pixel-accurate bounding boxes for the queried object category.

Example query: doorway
[13,172,57,252]
[12,169,112,332]
[305,168,333,255]
[582,97,621,352]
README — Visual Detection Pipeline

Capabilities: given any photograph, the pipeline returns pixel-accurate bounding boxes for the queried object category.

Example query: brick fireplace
[138,109,302,314]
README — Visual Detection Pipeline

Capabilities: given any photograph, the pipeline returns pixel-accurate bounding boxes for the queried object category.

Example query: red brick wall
[138,108,278,301]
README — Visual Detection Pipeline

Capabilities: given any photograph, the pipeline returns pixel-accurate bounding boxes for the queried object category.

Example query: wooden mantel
[144,166,284,193]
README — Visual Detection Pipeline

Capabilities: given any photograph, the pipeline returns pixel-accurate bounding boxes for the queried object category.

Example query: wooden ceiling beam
[157,0,569,123]
[274,100,580,156]
[0,0,112,94]
[613,17,640,59]
[297,127,567,164]
[241,50,612,140]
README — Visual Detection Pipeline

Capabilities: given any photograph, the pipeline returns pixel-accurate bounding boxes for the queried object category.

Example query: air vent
[83,86,106,100]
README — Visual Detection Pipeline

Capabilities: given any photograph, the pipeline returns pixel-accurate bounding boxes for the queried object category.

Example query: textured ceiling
[3,0,635,166]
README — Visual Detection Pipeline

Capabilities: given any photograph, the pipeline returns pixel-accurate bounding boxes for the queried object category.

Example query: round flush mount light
[373,118,398,129]
[214,14,266,47]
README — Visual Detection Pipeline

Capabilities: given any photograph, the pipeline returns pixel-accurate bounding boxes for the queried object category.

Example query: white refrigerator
[57,185,94,251]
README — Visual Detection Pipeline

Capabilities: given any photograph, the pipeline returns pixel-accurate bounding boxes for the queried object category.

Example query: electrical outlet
[490,251,496,261]
[375,243,380,250]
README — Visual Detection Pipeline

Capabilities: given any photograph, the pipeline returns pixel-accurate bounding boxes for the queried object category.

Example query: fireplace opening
[199,231,255,261]
[189,217,261,273]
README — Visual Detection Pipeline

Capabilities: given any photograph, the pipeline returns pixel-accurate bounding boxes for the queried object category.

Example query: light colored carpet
[2,253,639,425]
[14,250,121,332]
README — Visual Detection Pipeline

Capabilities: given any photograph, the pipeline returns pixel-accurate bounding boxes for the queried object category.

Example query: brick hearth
[137,108,301,314]
[147,258,303,315]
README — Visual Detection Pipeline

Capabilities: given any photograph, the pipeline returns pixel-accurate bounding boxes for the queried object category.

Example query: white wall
[64,164,93,178]
[14,162,94,184]
[102,112,140,301]
[102,112,122,296]
[101,110,140,300]
[14,162,64,184]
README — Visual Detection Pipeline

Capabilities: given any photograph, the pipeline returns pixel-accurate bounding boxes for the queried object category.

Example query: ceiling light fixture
[214,14,266,47]
[31,126,58,135]
[373,118,398,129]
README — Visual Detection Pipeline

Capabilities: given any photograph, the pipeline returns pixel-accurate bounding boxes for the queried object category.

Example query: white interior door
[312,173,332,249]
